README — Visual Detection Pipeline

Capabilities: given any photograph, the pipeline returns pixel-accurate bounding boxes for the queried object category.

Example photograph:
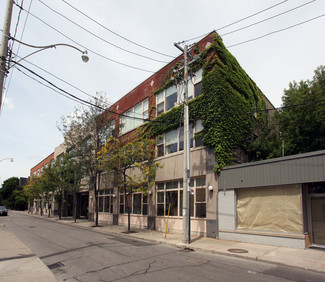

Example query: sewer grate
[227,248,248,253]
[47,262,65,270]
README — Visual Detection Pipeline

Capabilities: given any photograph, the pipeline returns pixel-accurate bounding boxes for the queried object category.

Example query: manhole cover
[47,262,65,270]
[227,248,248,253]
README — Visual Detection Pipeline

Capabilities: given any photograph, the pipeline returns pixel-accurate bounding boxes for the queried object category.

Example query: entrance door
[308,183,325,246]
[310,195,325,245]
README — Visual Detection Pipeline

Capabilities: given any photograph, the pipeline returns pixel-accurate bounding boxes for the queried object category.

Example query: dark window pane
[196,188,206,202]
[133,194,141,214]
[157,183,164,190]
[157,144,164,157]
[157,102,164,115]
[157,204,164,216]
[99,197,103,212]
[166,191,178,216]
[166,92,177,111]
[142,204,148,215]
[196,203,206,218]
[196,177,206,187]
[194,82,202,98]
[166,181,178,189]
[104,196,109,212]
[143,195,148,204]
[157,192,164,203]
[120,204,124,214]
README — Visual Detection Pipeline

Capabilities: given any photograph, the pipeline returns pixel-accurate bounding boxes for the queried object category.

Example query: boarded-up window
[237,186,303,233]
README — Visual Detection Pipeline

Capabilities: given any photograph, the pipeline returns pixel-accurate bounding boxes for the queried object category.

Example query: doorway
[308,183,325,247]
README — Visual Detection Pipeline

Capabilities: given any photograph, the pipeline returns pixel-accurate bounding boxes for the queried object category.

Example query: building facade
[218,150,325,249]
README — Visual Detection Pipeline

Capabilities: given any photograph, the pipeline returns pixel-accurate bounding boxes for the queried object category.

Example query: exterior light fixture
[208,185,213,191]
[81,51,89,63]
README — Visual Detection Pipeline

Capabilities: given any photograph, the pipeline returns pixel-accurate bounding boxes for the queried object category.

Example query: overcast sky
[0,0,324,186]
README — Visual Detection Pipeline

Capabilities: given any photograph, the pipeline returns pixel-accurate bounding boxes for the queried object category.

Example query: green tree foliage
[277,65,325,155]
[97,135,162,232]
[0,177,27,210]
[58,94,110,226]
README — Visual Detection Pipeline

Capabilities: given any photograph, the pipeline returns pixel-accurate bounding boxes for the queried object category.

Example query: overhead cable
[221,0,316,37]
[61,0,174,58]
[14,2,156,73]
[227,14,325,48]
[38,0,169,64]
[185,0,289,42]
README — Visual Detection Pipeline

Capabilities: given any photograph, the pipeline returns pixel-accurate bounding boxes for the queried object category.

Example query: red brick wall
[30,152,54,176]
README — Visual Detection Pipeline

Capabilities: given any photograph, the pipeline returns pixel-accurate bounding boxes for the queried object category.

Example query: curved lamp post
[8,38,89,68]
[0,0,89,110]
[0,158,13,163]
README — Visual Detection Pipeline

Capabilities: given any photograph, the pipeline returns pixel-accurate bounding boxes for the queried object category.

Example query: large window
[98,189,114,213]
[157,121,203,157]
[120,99,148,135]
[99,120,116,145]
[119,192,148,215]
[157,69,203,116]
[157,177,206,218]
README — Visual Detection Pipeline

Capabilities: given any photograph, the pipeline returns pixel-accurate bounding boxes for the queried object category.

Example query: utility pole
[0,0,14,111]
[174,42,191,244]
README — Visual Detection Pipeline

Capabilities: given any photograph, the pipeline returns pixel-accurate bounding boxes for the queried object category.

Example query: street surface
[1,212,324,282]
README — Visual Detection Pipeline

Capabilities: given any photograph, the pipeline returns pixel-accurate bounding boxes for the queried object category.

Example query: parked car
[0,206,8,216]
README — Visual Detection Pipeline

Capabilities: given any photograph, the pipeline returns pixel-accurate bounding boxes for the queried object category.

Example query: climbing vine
[142,34,267,173]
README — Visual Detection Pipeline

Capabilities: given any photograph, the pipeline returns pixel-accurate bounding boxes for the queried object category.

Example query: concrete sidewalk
[0,223,57,282]
[25,212,325,275]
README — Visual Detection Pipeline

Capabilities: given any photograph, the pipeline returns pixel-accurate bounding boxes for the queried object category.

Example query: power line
[14,3,156,73]
[38,0,169,64]
[11,52,113,108]
[221,0,316,37]
[227,14,325,48]
[185,0,289,42]
[9,59,155,122]
[61,0,174,59]
[2,0,33,114]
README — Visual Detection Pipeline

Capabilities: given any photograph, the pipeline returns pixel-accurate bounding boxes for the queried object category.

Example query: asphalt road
[1,212,324,282]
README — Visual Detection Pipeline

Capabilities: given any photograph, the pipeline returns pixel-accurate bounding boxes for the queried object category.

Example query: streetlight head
[10,158,13,162]
[81,51,89,63]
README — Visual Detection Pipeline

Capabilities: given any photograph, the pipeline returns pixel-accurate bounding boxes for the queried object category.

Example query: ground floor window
[157,176,206,218]
[236,185,303,233]
[119,192,148,215]
[98,189,114,213]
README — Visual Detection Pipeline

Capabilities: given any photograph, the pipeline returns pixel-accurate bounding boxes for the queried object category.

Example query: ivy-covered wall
[143,34,267,173]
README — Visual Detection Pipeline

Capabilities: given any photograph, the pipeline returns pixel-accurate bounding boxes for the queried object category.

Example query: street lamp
[0,158,13,163]
[0,0,89,110]
[8,38,89,68]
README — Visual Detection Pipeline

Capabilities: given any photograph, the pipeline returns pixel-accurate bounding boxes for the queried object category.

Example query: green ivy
[142,35,267,173]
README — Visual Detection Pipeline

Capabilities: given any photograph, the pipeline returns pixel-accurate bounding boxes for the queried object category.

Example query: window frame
[120,99,148,135]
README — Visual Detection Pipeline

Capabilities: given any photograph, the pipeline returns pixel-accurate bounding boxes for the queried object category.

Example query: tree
[0,177,27,209]
[97,135,162,233]
[277,65,325,155]
[58,94,111,226]
[24,176,43,213]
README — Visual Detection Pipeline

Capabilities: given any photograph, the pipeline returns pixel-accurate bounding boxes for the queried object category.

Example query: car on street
[0,206,8,216]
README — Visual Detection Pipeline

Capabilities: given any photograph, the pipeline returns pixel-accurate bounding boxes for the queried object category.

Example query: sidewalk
[1,211,325,282]
[0,223,57,282]
[27,212,325,274]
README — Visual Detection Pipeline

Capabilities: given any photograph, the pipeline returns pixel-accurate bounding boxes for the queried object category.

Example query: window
[98,189,114,213]
[157,69,203,117]
[165,129,177,154]
[120,99,148,135]
[119,192,148,215]
[99,120,116,145]
[156,177,206,218]
[157,121,203,157]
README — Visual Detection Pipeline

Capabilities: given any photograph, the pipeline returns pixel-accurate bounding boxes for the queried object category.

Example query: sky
[0,0,324,187]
